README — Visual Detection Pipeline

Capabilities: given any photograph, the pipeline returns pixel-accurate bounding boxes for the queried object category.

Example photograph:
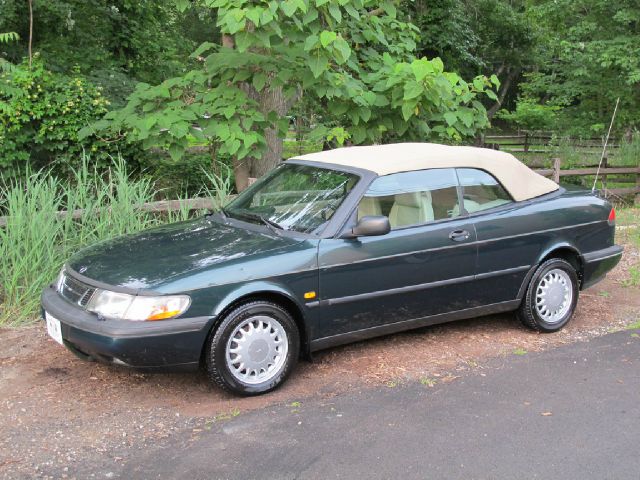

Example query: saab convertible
[41,143,623,395]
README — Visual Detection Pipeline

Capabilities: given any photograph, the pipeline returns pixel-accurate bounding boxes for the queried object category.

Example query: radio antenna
[592,97,620,193]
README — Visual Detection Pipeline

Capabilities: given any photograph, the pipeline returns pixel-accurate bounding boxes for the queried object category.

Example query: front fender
[208,279,314,358]
[211,280,308,318]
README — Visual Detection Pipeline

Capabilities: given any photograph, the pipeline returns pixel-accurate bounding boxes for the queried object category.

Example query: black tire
[206,300,299,396]
[517,258,579,332]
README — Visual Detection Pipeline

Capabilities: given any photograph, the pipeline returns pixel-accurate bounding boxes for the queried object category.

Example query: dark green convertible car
[42,143,623,395]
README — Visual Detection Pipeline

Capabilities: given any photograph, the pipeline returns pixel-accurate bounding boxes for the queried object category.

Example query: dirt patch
[1,242,639,479]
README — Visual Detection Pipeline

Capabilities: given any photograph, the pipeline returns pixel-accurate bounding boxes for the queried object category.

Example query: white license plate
[45,312,64,345]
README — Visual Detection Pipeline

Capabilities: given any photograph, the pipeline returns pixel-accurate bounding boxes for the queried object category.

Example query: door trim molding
[307,265,529,308]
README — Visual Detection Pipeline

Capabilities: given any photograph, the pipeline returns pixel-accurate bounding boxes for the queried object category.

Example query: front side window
[357,168,461,229]
[456,168,512,213]
[225,164,358,234]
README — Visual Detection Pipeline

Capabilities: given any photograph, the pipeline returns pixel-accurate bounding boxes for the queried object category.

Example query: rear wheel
[206,301,299,396]
[518,258,579,332]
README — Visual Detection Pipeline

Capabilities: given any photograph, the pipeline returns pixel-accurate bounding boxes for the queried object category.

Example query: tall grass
[549,134,640,168]
[0,157,232,326]
[200,163,233,211]
[616,134,640,167]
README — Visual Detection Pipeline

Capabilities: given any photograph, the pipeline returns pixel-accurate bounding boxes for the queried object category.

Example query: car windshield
[224,163,359,234]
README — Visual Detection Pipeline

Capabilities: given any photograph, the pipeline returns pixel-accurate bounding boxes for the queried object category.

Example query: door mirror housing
[342,215,391,239]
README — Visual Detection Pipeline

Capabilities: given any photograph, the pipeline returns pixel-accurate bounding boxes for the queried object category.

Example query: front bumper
[41,285,213,370]
[581,245,624,290]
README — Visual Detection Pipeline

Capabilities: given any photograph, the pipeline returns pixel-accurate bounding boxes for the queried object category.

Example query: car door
[455,167,532,306]
[314,168,478,340]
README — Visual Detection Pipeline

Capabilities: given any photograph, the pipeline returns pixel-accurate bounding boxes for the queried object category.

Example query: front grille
[59,272,96,307]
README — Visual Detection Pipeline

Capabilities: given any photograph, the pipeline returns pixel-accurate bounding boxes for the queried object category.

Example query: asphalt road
[115,330,640,480]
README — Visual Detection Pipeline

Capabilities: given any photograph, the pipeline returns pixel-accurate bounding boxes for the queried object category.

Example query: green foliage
[497,97,560,132]
[406,0,482,73]
[405,0,535,103]
[470,0,536,72]
[0,32,19,43]
[0,31,19,73]
[0,1,207,105]
[92,74,269,164]
[0,59,139,176]
[95,0,498,171]
[0,1,189,78]
[521,0,640,134]
[147,150,231,198]
[410,0,537,73]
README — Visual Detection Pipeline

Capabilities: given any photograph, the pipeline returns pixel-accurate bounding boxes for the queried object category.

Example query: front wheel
[517,258,579,332]
[206,301,299,396]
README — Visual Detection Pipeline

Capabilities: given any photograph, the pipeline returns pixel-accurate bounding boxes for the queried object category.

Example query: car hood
[67,217,305,291]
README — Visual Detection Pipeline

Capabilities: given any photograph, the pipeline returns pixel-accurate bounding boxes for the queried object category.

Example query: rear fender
[516,241,583,300]
[535,241,583,267]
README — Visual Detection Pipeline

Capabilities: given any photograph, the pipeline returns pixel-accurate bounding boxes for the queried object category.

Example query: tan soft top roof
[293,143,558,202]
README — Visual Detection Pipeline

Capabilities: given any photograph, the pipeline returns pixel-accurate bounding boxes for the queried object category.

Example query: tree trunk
[233,157,251,192]
[28,0,33,67]
[249,85,288,178]
[487,67,519,119]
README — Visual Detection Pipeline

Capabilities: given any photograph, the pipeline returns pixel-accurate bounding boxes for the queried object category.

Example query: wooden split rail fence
[482,133,623,154]
[533,158,640,199]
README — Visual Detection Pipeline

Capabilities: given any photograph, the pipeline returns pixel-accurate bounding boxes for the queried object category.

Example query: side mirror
[342,215,391,239]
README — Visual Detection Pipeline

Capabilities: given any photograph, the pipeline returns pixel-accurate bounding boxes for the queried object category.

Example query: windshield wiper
[205,206,230,223]
[257,215,284,233]
[228,210,284,235]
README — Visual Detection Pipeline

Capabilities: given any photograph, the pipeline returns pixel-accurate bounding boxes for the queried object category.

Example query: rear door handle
[449,229,470,242]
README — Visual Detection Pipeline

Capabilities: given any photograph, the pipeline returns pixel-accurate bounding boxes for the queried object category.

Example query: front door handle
[449,229,470,242]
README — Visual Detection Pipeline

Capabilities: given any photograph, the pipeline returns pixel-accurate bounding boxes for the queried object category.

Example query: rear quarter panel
[472,190,613,304]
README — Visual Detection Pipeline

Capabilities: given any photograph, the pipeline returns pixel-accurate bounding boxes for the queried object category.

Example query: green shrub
[497,97,560,132]
[0,58,143,178]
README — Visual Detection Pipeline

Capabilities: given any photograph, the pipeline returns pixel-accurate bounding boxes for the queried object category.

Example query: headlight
[55,267,66,292]
[87,290,191,321]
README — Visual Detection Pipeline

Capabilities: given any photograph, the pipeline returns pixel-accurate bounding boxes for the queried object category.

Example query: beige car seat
[388,192,434,227]
[452,198,510,216]
[452,199,480,216]
[357,196,383,220]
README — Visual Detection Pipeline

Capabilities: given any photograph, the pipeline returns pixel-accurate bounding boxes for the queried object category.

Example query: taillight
[608,207,616,224]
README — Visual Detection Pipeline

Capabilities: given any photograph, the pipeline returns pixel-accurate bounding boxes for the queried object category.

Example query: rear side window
[456,168,512,214]
[357,168,461,229]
